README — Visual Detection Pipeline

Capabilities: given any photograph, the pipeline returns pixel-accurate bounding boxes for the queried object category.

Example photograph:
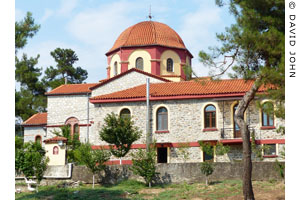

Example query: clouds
[57,0,78,16]
[40,9,54,23]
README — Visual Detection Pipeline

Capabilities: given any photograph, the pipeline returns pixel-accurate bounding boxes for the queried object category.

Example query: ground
[15,179,285,200]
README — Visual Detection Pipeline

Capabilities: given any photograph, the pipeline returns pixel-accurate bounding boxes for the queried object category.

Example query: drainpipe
[146,78,151,152]
[87,93,90,143]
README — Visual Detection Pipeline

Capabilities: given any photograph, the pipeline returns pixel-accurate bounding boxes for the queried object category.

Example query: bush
[130,145,157,188]
[200,161,214,185]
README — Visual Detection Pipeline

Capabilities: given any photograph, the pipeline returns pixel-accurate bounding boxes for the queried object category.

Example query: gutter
[15,163,73,179]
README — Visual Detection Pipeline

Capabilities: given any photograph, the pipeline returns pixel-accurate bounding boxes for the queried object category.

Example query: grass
[15,179,284,200]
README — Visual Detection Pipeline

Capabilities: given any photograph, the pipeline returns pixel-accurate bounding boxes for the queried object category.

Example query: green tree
[15,12,40,52]
[15,142,49,191]
[74,143,111,188]
[52,126,81,163]
[15,12,47,123]
[43,48,88,90]
[99,113,141,165]
[200,162,214,186]
[197,1,284,199]
[130,143,157,188]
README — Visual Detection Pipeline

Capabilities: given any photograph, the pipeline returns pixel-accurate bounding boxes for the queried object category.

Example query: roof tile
[22,113,47,126]
[90,79,267,102]
[45,83,98,96]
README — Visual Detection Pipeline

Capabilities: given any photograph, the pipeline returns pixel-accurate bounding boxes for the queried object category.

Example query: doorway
[157,147,168,163]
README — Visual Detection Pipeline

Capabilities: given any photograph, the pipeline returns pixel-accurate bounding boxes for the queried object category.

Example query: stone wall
[71,162,285,184]
[23,126,46,147]
[91,70,165,97]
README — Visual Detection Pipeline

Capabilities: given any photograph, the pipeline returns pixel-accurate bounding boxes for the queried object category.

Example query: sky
[15,0,236,83]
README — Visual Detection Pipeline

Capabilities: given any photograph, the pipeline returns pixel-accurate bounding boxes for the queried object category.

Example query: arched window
[204,105,216,128]
[166,58,173,72]
[120,108,131,119]
[157,107,168,130]
[262,102,274,126]
[135,57,144,70]
[65,117,80,138]
[35,135,42,145]
[114,61,118,76]
[53,146,59,155]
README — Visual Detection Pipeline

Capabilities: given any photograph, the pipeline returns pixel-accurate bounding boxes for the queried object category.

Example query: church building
[22,21,285,165]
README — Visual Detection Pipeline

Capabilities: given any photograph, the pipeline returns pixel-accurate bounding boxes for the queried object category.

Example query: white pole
[87,93,90,143]
[146,78,151,151]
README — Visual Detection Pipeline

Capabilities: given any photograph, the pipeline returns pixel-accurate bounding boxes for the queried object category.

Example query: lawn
[15,179,285,200]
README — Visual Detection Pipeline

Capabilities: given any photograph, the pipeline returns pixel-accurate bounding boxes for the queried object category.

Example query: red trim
[203,128,218,132]
[46,124,91,128]
[46,125,64,128]
[220,139,285,145]
[23,124,46,127]
[104,160,132,165]
[90,93,247,104]
[91,139,285,150]
[260,126,276,130]
[78,124,92,127]
[155,130,170,134]
[263,155,278,158]
[256,139,285,144]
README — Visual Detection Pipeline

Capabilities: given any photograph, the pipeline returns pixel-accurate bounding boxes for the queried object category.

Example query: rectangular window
[264,144,276,156]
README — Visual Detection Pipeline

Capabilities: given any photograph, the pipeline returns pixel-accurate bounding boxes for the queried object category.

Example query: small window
[136,57,144,70]
[53,146,59,155]
[120,108,131,119]
[157,107,168,130]
[262,102,274,126]
[74,124,79,134]
[204,105,216,128]
[35,135,42,145]
[114,61,118,76]
[264,144,276,156]
[157,147,168,163]
[166,58,173,72]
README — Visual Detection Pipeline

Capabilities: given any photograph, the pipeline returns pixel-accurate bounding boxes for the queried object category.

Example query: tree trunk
[235,78,262,200]
[93,174,95,189]
[120,157,122,165]
[148,181,151,188]
[206,178,208,186]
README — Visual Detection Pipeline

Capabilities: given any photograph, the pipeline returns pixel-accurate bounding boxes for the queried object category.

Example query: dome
[107,21,187,54]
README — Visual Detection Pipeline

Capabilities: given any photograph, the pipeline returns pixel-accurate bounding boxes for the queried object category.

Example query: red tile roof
[44,136,67,144]
[90,68,171,90]
[90,79,267,103]
[22,113,47,126]
[45,83,98,96]
[107,21,187,55]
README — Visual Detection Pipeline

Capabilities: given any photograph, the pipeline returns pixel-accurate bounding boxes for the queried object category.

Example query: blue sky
[16,0,235,83]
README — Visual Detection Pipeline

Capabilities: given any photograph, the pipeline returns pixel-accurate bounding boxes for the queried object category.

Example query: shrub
[200,161,214,186]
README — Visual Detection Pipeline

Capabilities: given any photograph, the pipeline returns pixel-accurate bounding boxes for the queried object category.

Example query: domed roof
[107,21,187,54]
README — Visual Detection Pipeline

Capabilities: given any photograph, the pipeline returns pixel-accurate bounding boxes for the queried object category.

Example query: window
[65,117,80,138]
[120,108,131,119]
[204,105,216,128]
[35,135,42,145]
[262,102,274,126]
[157,107,168,130]
[135,57,143,70]
[166,58,173,72]
[157,147,168,163]
[53,146,59,155]
[263,144,276,156]
[114,61,118,76]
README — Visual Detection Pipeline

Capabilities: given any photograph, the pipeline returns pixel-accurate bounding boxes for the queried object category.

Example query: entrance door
[157,147,168,163]
[233,104,241,138]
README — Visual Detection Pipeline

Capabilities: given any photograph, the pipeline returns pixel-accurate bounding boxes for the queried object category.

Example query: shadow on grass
[15,186,130,200]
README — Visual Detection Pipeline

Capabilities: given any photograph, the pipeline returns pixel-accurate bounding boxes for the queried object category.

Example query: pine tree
[43,48,88,90]
[15,12,46,123]
[198,1,284,199]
